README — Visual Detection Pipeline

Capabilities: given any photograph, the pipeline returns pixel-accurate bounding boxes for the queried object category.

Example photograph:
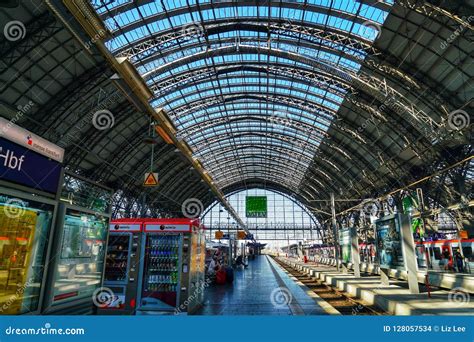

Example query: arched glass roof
[201,188,320,245]
[90,0,393,194]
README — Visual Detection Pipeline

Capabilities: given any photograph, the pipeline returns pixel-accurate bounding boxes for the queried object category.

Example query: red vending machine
[98,219,143,315]
[137,218,206,314]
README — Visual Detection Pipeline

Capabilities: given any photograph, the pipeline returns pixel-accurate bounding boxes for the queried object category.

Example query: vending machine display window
[50,208,108,305]
[104,233,131,284]
[0,194,54,314]
[139,234,182,310]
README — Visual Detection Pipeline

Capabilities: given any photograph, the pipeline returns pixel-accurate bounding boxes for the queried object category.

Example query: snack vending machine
[98,220,142,315]
[137,218,206,314]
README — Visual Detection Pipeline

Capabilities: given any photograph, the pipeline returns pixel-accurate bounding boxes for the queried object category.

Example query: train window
[432,247,441,260]
[462,247,472,260]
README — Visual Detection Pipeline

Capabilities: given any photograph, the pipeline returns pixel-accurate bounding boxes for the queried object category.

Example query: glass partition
[51,208,108,305]
[0,194,54,314]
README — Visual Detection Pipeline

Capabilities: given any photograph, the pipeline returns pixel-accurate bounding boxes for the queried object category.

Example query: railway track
[273,258,386,316]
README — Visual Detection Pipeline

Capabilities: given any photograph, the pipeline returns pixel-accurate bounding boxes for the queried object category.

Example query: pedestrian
[454,251,464,273]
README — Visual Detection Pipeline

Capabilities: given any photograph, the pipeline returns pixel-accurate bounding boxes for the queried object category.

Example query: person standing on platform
[454,251,464,273]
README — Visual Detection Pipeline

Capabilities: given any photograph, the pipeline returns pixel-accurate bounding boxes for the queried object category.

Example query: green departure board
[246,196,267,218]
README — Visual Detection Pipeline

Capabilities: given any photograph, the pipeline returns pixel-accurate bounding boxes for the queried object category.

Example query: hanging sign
[0,117,64,162]
[237,230,247,240]
[215,231,224,239]
[143,172,158,186]
[0,138,62,194]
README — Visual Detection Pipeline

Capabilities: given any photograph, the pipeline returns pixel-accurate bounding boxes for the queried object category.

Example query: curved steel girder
[115,16,450,116]
[158,80,342,114]
[146,56,432,158]
[0,11,63,74]
[63,96,138,169]
[143,45,348,83]
[208,154,347,198]
[189,122,320,149]
[205,155,309,180]
[189,125,321,153]
[215,169,302,191]
[103,1,382,38]
[170,94,334,133]
[169,91,334,125]
[115,18,373,61]
[194,142,315,166]
[149,62,348,100]
[166,92,407,179]
[28,64,108,138]
[208,142,359,199]
[128,33,365,73]
[144,45,439,137]
[149,60,427,154]
[154,74,343,111]
[153,61,432,160]
[179,112,328,144]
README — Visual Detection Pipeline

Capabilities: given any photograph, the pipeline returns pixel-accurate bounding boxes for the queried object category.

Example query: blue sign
[0,137,62,194]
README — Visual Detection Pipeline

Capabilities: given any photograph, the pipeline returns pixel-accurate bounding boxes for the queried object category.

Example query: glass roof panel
[90,0,392,190]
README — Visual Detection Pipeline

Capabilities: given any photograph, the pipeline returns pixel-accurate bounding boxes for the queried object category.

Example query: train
[283,239,474,273]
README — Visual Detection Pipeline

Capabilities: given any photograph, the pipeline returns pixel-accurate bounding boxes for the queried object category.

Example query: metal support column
[351,227,361,277]
[400,214,420,294]
[331,193,340,271]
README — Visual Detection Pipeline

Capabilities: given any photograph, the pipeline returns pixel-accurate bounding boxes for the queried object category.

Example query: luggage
[216,268,227,285]
[225,266,234,283]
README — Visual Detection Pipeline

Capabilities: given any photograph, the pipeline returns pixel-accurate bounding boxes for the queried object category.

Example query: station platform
[315,257,474,293]
[195,255,337,315]
[278,257,474,315]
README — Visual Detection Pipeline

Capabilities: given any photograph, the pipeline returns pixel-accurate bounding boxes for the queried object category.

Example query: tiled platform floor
[195,255,331,315]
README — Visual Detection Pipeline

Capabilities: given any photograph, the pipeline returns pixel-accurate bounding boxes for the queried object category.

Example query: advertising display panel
[375,215,405,270]
[339,228,351,263]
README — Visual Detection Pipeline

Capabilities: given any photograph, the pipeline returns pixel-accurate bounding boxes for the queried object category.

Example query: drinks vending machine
[100,218,206,315]
[98,220,142,315]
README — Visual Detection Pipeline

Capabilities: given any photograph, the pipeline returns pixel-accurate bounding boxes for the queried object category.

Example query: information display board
[245,196,267,218]
[375,215,404,269]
